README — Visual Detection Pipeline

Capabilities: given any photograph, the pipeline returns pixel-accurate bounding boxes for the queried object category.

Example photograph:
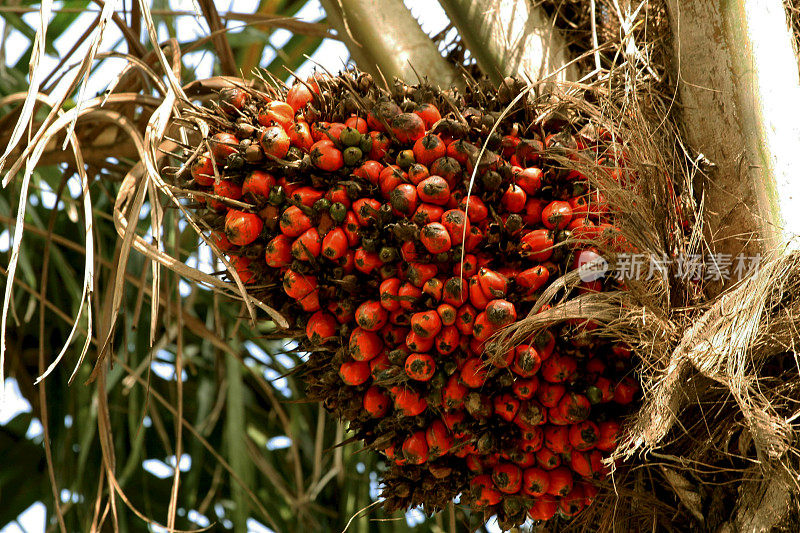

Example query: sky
[0,1,508,532]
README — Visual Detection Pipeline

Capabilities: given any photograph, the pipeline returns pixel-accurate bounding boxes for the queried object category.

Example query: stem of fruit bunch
[437,0,576,85]
[319,0,461,88]
[667,0,800,282]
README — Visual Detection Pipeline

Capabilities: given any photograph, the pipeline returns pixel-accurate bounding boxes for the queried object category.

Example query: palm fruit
[171,70,640,528]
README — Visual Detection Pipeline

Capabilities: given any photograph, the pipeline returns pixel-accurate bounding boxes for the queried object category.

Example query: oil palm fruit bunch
[173,70,640,529]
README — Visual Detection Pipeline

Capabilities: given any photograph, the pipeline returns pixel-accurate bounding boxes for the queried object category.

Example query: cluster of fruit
[180,72,638,528]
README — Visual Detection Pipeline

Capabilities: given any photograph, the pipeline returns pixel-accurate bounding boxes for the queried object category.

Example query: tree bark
[437,0,576,85]
[319,0,461,88]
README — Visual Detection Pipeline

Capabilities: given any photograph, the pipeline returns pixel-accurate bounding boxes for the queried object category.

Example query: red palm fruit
[471,312,497,342]
[516,167,543,195]
[614,377,639,405]
[214,178,243,203]
[228,256,254,284]
[428,156,460,184]
[369,351,391,379]
[465,226,485,252]
[219,87,250,115]
[379,166,407,199]
[478,268,508,299]
[353,198,381,226]
[558,393,591,423]
[513,377,539,400]
[212,232,233,252]
[419,222,452,254]
[596,420,622,452]
[282,269,317,300]
[460,358,487,388]
[290,119,316,154]
[384,444,405,465]
[512,449,538,468]
[329,300,355,324]
[492,463,522,494]
[414,103,441,128]
[445,139,476,165]
[516,400,547,427]
[501,183,527,213]
[494,393,521,422]
[412,203,444,226]
[363,386,390,417]
[310,141,344,171]
[298,290,321,312]
[405,330,434,352]
[355,301,389,331]
[416,176,451,206]
[368,131,390,159]
[342,213,361,247]
[442,277,468,307]
[262,234,290,267]
[548,403,571,426]
[389,183,418,216]
[522,197,547,225]
[569,421,600,451]
[353,160,383,185]
[437,303,457,326]
[191,152,215,186]
[559,484,586,517]
[225,210,262,246]
[405,353,436,381]
[422,277,444,301]
[310,121,331,142]
[468,277,490,309]
[466,454,484,473]
[286,82,315,111]
[587,376,615,404]
[469,337,486,357]
[523,467,551,498]
[485,299,517,327]
[439,209,469,245]
[391,112,425,143]
[349,327,384,361]
[528,497,558,521]
[407,163,430,185]
[571,450,606,479]
[435,325,460,355]
[471,475,503,507]
[291,227,321,260]
[259,126,290,159]
[392,386,427,416]
[542,200,573,230]
[425,419,453,458]
[345,115,368,133]
[325,122,346,142]
[242,170,275,198]
[339,360,370,386]
[442,409,466,433]
[544,425,571,454]
[520,229,554,262]
[533,329,556,360]
[536,382,566,408]
[452,254,479,278]
[378,278,401,311]
[541,354,578,383]
[512,345,542,378]
[536,447,561,471]
[279,206,312,237]
[455,304,477,336]
[395,282,421,310]
[289,186,325,207]
[401,430,429,465]
[546,467,574,497]
[306,311,337,343]
[406,262,438,287]
[258,101,293,130]
[516,265,550,294]
[413,134,446,166]
[210,132,239,159]
[411,310,443,339]
[381,323,407,346]
[520,427,545,452]
[443,375,468,410]
[321,227,348,260]
[500,134,520,157]
[457,196,488,224]
[351,248,380,275]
